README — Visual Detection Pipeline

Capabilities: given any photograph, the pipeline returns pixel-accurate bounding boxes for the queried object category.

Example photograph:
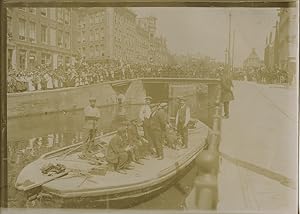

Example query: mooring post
[194,150,219,209]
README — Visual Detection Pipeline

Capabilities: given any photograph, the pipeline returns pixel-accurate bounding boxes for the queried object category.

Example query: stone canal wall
[7,79,146,118]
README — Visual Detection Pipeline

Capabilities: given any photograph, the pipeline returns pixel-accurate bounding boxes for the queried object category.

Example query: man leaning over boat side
[81,96,101,158]
[150,103,168,160]
[106,127,131,174]
[175,97,190,149]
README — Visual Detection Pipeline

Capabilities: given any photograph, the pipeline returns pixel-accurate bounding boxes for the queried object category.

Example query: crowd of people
[7,59,221,93]
[241,65,290,84]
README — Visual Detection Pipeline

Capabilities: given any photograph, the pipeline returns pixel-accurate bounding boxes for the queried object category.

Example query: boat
[15,119,209,208]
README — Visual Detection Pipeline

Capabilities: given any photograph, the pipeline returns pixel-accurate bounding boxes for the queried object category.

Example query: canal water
[7,93,209,209]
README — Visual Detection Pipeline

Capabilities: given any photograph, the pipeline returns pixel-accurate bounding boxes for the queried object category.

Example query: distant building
[277,8,297,72]
[7,8,79,70]
[243,48,263,70]
[264,8,297,72]
[77,8,170,64]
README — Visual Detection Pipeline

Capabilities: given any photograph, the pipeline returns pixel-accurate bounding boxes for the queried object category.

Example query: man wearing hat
[175,97,190,148]
[139,96,154,151]
[82,96,101,156]
[106,126,131,173]
[150,102,168,160]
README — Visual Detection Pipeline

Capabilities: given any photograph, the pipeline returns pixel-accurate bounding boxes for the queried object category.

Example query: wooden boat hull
[15,120,209,208]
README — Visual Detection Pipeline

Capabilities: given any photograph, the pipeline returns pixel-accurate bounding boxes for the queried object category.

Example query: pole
[231,30,235,72]
[227,12,232,72]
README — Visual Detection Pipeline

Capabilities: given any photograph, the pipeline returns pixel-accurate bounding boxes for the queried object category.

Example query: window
[19,50,26,70]
[41,25,47,43]
[57,8,63,23]
[82,31,86,42]
[7,49,13,69]
[41,8,47,16]
[28,52,37,67]
[90,30,95,41]
[29,22,36,42]
[90,46,94,57]
[95,29,99,41]
[7,16,12,37]
[50,28,56,46]
[57,30,63,47]
[64,9,70,24]
[82,47,86,57]
[57,55,63,66]
[50,8,56,20]
[95,45,99,57]
[18,19,25,40]
[41,53,51,66]
[29,8,36,14]
[64,32,70,49]
[96,14,100,23]
[65,56,70,66]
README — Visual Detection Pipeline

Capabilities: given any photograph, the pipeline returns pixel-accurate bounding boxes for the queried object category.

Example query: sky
[133,7,279,66]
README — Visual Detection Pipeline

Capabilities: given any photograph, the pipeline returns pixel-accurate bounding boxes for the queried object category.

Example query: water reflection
[7,94,208,208]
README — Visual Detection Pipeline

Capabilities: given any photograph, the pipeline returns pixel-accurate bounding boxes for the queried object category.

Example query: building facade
[77,8,170,64]
[264,8,297,72]
[7,8,79,70]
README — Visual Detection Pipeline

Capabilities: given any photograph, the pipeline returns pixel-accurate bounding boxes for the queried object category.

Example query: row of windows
[17,8,71,25]
[79,12,105,27]
[81,46,105,58]
[11,18,70,49]
[7,49,71,70]
[80,29,105,42]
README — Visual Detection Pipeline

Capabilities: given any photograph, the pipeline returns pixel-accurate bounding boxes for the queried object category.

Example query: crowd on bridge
[7,59,220,93]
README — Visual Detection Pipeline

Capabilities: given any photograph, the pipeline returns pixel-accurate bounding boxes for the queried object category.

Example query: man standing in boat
[150,103,168,160]
[82,96,101,157]
[175,97,190,148]
[139,96,155,154]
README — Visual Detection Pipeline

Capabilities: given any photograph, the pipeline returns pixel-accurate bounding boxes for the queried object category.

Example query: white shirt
[139,104,151,122]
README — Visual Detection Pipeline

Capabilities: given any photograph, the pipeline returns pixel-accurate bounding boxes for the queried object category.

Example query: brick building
[77,8,170,64]
[7,7,79,70]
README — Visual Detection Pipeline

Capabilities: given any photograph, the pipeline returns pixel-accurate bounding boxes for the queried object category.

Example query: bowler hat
[145,96,152,100]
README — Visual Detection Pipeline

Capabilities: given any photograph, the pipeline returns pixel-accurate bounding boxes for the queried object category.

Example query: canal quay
[2,5,298,214]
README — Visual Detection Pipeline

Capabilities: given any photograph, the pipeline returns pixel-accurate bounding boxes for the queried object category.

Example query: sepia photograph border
[0,0,298,213]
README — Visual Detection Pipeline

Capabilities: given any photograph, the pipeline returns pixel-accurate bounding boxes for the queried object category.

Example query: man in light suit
[82,96,101,156]
[175,97,190,148]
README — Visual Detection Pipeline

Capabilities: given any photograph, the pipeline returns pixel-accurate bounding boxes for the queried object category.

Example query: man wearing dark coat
[127,119,145,164]
[221,71,234,118]
[106,127,131,173]
[150,103,168,160]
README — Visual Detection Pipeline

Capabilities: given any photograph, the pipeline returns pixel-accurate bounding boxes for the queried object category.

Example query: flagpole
[227,12,232,72]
